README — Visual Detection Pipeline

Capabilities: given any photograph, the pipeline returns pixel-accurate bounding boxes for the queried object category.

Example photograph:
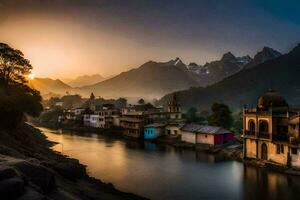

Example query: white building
[84,114,105,128]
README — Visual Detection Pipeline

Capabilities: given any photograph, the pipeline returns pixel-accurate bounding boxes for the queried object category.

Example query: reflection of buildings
[243,90,300,167]
[243,165,300,200]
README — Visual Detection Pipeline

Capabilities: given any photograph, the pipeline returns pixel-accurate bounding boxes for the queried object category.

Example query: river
[40,127,300,200]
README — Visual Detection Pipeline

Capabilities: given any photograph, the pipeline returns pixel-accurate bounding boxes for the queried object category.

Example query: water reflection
[243,165,300,200]
[40,127,300,200]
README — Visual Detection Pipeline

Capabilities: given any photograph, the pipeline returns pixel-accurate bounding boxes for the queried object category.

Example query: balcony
[258,132,270,139]
[245,130,256,137]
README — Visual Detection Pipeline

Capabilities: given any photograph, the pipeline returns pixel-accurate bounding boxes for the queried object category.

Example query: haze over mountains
[66,74,105,87]
[28,78,71,95]
[29,46,283,100]
[159,44,300,111]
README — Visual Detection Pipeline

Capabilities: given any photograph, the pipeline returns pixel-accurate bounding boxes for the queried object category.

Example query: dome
[257,89,288,109]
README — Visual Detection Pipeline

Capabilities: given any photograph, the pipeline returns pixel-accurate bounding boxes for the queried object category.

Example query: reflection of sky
[41,127,300,200]
[0,0,299,79]
[42,127,245,199]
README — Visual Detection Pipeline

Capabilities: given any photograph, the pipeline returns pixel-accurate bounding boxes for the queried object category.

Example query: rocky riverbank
[0,123,148,200]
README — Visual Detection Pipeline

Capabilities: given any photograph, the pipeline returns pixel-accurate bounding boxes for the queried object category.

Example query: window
[168,130,171,135]
[259,121,269,133]
[174,130,178,135]
[281,144,284,153]
[205,134,208,138]
[276,144,280,154]
[248,120,255,132]
[292,148,297,155]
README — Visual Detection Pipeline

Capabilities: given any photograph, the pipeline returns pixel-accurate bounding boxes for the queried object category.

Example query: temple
[243,89,300,167]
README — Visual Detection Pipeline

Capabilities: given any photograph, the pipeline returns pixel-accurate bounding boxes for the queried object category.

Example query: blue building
[144,123,166,140]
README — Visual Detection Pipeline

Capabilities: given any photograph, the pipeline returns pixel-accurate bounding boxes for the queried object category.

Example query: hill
[159,44,300,111]
[76,59,200,99]
[67,74,105,87]
[28,78,71,95]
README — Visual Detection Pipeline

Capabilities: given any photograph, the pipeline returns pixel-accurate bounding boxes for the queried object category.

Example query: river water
[40,127,300,200]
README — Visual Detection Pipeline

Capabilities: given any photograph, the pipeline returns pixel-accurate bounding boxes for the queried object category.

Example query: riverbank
[0,123,148,199]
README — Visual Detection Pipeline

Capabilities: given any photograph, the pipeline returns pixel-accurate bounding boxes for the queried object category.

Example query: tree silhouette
[0,43,42,129]
[0,43,32,86]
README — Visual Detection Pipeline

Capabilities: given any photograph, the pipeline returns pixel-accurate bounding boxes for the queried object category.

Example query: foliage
[137,98,145,105]
[208,103,233,129]
[39,109,63,125]
[47,97,61,108]
[61,94,82,109]
[0,43,43,129]
[115,98,127,108]
[185,107,205,123]
[231,110,243,134]
[0,43,32,86]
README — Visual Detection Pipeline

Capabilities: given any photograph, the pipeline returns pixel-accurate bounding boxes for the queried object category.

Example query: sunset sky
[0,0,299,79]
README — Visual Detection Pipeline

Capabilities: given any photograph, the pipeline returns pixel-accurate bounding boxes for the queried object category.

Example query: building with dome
[243,89,300,167]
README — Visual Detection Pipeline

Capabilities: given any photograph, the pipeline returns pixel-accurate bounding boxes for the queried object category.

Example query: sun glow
[28,73,35,80]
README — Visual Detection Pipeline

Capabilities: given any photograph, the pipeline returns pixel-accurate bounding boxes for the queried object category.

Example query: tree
[208,103,233,129]
[47,97,61,108]
[0,43,32,86]
[232,110,243,135]
[185,107,206,123]
[0,43,43,129]
[137,98,145,105]
[115,98,127,108]
[61,94,82,109]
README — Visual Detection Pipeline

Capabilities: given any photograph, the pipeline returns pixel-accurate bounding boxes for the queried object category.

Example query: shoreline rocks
[0,124,148,200]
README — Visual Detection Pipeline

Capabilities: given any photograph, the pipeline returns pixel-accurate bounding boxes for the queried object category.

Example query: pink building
[181,124,234,145]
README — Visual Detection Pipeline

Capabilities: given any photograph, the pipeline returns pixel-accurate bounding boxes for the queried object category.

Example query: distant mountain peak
[221,52,236,61]
[173,57,185,66]
[255,46,281,61]
[261,46,281,57]
[243,46,282,69]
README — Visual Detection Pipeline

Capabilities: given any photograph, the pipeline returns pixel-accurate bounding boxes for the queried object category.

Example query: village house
[144,123,166,140]
[120,111,148,138]
[181,123,234,145]
[120,103,165,138]
[73,107,85,116]
[243,89,300,168]
[165,93,185,136]
[83,93,121,129]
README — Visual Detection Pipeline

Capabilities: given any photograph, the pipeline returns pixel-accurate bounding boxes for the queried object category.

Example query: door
[261,143,268,160]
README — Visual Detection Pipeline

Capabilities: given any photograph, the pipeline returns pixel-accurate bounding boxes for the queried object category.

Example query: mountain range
[159,44,300,111]
[66,74,105,87]
[28,78,71,95]
[29,46,283,100]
